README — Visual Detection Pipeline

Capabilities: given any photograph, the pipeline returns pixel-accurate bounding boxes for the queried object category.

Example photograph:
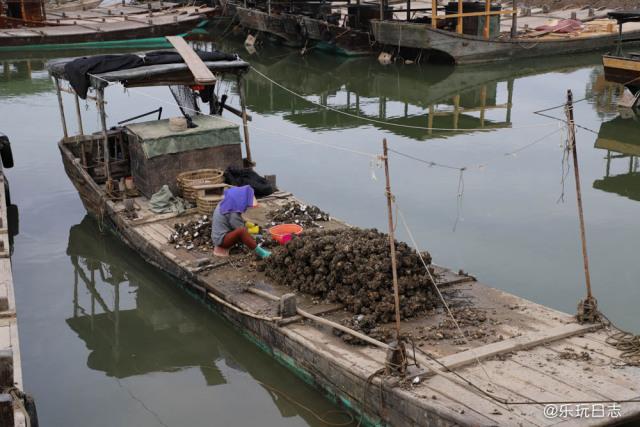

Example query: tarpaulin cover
[224,167,274,197]
[62,50,238,99]
[125,115,241,159]
[149,185,186,214]
[534,19,582,34]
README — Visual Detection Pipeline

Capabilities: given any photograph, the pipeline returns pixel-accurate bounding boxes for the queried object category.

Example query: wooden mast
[382,138,401,340]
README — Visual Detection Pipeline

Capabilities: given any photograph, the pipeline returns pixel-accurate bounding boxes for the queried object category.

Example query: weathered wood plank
[436,323,599,371]
[166,36,216,85]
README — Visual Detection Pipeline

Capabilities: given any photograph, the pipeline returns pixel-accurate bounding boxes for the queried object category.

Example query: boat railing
[428,0,516,39]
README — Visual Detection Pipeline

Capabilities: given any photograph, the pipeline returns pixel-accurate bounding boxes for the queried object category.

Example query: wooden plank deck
[0,173,25,427]
[0,6,213,41]
[106,191,640,426]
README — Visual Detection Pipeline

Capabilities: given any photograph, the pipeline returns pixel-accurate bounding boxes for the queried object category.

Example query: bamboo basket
[196,194,225,215]
[177,169,224,203]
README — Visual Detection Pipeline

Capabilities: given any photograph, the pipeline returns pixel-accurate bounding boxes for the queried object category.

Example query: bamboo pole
[74,94,84,135]
[483,0,490,39]
[247,287,389,349]
[456,0,463,34]
[96,88,111,181]
[237,76,253,166]
[431,0,437,28]
[54,77,69,140]
[382,139,402,340]
[565,90,593,300]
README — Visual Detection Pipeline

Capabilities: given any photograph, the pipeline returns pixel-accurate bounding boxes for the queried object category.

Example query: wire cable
[250,66,559,133]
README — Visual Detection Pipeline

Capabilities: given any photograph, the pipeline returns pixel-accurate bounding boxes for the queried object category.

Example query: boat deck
[0,5,212,39]
[102,189,640,426]
[0,172,25,427]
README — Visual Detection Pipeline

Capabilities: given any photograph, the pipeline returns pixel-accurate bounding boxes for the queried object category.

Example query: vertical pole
[479,85,487,128]
[96,88,111,181]
[565,90,593,300]
[483,0,490,39]
[452,94,460,129]
[506,78,514,123]
[114,281,120,361]
[237,76,253,166]
[379,0,383,21]
[616,22,623,56]
[74,94,84,135]
[54,77,69,140]
[431,0,437,28]
[510,9,518,38]
[73,268,79,318]
[456,0,463,34]
[406,0,410,22]
[382,139,401,340]
[267,0,271,15]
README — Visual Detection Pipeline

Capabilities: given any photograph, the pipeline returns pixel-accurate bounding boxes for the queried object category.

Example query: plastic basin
[269,224,303,244]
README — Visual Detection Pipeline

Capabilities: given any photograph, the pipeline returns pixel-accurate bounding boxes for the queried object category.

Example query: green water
[1,31,640,426]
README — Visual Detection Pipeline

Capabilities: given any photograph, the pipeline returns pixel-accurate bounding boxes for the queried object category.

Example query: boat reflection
[593,111,640,201]
[0,59,52,97]
[192,36,605,141]
[65,216,338,424]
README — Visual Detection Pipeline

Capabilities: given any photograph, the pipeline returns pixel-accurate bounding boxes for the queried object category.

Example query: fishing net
[169,85,200,126]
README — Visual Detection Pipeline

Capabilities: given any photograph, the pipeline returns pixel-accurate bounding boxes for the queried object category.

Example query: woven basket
[196,194,224,215]
[177,169,224,202]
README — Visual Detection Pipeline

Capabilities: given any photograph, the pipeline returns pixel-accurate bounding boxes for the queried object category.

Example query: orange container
[269,224,303,244]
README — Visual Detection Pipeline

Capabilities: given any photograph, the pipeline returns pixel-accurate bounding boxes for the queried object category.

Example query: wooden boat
[0,0,217,50]
[46,41,640,426]
[0,133,34,427]
[593,112,640,201]
[234,4,376,55]
[602,12,640,95]
[371,4,640,64]
[46,0,103,13]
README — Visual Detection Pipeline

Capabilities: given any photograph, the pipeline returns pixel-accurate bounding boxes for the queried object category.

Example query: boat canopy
[607,11,640,25]
[46,51,250,91]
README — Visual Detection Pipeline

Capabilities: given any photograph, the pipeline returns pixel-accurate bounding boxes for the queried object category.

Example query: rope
[599,311,640,366]
[394,205,494,383]
[87,74,379,160]
[534,99,599,135]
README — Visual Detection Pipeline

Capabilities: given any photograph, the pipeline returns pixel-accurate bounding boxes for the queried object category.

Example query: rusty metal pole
[382,138,402,339]
[566,90,593,301]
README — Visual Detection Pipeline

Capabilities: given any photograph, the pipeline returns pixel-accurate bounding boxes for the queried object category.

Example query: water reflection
[208,42,604,141]
[66,216,351,426]
[0,59,52,97]
[593,111,640,201]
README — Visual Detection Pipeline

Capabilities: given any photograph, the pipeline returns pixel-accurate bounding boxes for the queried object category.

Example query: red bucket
[269,224,303,244]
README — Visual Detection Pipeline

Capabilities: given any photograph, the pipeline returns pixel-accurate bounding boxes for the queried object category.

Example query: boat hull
[371,20,640,64]
[0,12,212,49]
[236,7,374,55]
[603,54,640,91]
[56,139,469,427]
